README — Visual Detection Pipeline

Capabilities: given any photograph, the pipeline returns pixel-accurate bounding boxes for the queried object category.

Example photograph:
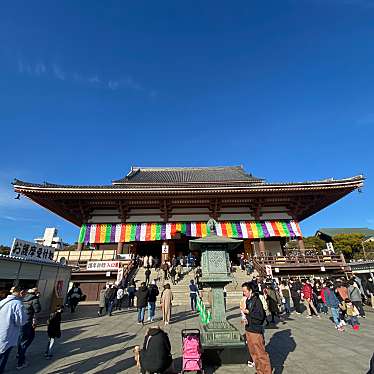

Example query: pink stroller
[181,329,203,373]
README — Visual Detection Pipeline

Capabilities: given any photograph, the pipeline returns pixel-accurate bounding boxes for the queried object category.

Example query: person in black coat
[136,283,149,324]
[45,305,63,359]
[138,326,172,374]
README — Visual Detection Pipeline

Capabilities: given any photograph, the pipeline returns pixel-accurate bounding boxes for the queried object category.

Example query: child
[45,305,63,359]
[345,298,360,331]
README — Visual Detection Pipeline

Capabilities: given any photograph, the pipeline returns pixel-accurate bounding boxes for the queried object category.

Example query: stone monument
[189,219,244,348]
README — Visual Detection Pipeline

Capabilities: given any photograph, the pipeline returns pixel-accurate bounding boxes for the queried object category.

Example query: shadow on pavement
[266,329,296,374]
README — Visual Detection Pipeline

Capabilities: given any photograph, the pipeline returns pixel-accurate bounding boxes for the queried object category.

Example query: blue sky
[1,0,374,246]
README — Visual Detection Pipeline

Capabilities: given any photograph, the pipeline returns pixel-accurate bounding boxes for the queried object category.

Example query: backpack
[259,294,268,312]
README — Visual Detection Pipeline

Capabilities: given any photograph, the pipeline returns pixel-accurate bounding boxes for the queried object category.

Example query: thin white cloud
[52,64,65,80]
[17,59,155,96]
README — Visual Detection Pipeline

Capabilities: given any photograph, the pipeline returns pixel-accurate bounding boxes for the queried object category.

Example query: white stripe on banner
[115,224,122,242]
[89,224,96,243]
[215,223,223,236]
[290,221,300,237]
[140,223,147,241]
[240,222,248,238]
[265,221,275,237]
[166,223,172,239]
[191,222,197,237]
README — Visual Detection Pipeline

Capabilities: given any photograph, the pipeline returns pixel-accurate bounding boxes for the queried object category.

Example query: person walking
[98,286,107,316]
[161,262,169,281]
[145,267,151,286]
[147,281,159,322]
[266,285,281,324]
[176,264,183,283]
[67,283,82,313]
[45,305,63,359]
[170,267,176,285]
[116,288,124,311]
[289,279,302,314]
[301,279,320,319]
[279,281,291,315]
[106,285,117,316]
[127,282,136,309]
[17,288,41,369]
[348,279,366,318]
[365,277,374,308]
[160,284,173,325]
[189,280,199,312]
[136,283,149,325]
[0,286,27,373]
[241,282,271,374]
[324,282,344,331]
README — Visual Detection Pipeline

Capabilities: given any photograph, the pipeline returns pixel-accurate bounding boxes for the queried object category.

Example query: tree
[285,236,325,251]
[0,245,11,255]
[332,233,365,259]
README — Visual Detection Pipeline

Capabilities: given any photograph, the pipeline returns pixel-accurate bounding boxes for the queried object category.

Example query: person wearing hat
[0,286,27,373]
[17,287,41,369]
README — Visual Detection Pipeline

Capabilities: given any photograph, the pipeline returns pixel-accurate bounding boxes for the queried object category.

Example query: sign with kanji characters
[86,261,120,271]
[10,238,55,263]
[265,265,273,277]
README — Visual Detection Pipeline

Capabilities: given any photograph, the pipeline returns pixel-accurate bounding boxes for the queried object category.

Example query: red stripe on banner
[145,223,152,241]
[120,224,126,242]
[245,222,253,238]
[171,223,177,238]
[271,221,280,236]
[221,222,227,237]
[296,222,302,237]
[95,224,101,243]
[196,222,202,237]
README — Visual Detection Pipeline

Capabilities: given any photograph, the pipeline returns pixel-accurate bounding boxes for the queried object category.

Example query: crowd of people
[0,286,62,373]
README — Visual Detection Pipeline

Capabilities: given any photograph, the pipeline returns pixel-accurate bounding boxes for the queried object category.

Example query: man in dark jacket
[145,267,151,286]
[139,326,172,374]
[136,283,149,324]
[241,282,271,374]
[289,279,302,314]
[147,281,159,322]
[105,285,117,316]
[17,288,41,368]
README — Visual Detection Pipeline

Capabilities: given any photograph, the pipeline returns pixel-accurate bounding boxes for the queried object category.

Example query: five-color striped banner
[78,220,302,244]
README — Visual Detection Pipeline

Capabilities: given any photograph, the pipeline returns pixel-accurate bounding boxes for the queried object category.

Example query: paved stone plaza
[3,304,373,374]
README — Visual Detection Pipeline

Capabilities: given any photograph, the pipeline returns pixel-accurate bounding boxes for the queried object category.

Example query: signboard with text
[11,238,55,263]
[86,261,120,271]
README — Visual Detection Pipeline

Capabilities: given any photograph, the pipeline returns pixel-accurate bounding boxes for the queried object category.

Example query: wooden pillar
[77,242,83,251]
[244,240,252,259]
[259,239,266,256]
[117,242,124,255]
[298,238,305,254]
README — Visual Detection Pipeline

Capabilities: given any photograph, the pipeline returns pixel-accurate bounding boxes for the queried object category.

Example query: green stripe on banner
[156,223,161,240]
[78,225,86,243]
[105,224,112,243]
[281,221,290,236]
[181,223,186,235]
[231,222,238,237]
[206,223,211,236]
[130,224,136,241]
[256,222,264,238]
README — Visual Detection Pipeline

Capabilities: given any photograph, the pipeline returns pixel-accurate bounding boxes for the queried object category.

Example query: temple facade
[13,166,364,261]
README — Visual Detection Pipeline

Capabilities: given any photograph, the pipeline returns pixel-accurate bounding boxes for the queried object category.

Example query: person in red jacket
[301,279,320,319]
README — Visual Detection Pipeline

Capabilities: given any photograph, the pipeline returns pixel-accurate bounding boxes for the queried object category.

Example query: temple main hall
[13,166,364,261]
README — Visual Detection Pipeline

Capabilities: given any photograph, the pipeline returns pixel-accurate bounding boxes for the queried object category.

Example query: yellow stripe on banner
[276,221,286,237]
[151,223,156,240]
[201,223,207,237]
[226,222,233,237]
[250,223,259,238]
[176,223,182,233]
[125,224,132,242]
[100,224,107,243]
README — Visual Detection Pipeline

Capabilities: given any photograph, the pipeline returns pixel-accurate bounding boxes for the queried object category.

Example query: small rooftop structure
[316,228,374,242]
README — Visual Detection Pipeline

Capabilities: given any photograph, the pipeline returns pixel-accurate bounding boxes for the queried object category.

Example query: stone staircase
[133,266,256,306]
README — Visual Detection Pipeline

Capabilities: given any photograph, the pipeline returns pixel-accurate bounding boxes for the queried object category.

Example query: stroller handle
[181,328,201,336]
